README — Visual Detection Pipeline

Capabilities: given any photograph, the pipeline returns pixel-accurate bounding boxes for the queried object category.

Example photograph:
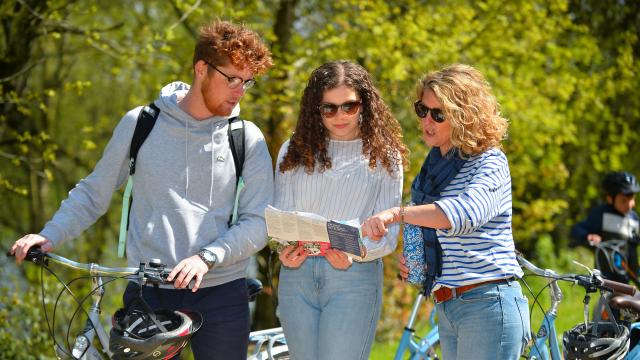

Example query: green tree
[1,1,638,354]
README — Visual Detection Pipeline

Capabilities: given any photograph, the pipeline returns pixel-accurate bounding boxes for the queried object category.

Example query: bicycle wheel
[272,350,290,360]
[255,345,289,360]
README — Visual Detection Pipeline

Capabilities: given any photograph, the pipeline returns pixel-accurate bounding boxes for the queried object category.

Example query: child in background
[571,171,640,283]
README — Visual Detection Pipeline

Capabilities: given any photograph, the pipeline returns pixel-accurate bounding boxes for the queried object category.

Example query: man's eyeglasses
[205,61,256,90]
[414,100,445,123]
[318,101,362,118]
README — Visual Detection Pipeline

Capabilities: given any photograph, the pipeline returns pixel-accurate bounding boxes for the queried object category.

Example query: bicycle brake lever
[572,260,595,276]
[5,246,45,264]
[25,247,47,265]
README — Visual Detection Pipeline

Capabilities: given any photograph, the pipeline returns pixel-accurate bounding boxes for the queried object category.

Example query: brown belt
[433,278,512,304]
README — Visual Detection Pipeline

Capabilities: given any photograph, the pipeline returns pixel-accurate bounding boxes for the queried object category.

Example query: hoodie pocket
[132,206,219,266]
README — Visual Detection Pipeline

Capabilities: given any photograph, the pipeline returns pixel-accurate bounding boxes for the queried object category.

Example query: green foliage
[0,273,56,359]
[1,0,638,349]
[534,233,558,270]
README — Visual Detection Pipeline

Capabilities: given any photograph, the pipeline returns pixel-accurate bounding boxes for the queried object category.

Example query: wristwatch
[197,249,217,269]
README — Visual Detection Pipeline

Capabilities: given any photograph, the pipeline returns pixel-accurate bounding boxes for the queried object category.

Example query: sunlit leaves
[64,81,92,96]
[1,0,638,347]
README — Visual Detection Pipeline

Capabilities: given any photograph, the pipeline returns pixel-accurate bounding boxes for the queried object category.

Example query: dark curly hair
[193,20,272,74]
[279,60,408,175]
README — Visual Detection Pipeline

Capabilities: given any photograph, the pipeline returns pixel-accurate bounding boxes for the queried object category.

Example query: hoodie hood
[151,81,242,206]
[155,81,240,123]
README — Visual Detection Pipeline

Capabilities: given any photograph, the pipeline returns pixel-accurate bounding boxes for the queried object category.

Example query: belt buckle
[434,287,457,304]
[432,288,442,304]
[451,287,458,301]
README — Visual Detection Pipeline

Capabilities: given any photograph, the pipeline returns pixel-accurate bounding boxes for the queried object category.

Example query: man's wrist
[197,249,217,269]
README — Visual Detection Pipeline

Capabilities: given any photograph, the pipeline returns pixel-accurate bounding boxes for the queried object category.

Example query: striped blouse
[432,148,523,289]
[273,139,403,261]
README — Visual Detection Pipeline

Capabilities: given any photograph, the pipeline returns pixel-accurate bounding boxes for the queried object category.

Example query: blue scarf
[410,147,466,295]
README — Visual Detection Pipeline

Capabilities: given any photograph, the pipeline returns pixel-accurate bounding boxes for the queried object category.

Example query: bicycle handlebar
[15,247,173,285]
[517,253,560,278]
[601,278,636,296]
[516,252,636,296]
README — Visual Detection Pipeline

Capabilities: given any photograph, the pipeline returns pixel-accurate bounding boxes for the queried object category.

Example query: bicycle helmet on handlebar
[563,321,630,360]
[602,171,640,197]
[109,307,202,360]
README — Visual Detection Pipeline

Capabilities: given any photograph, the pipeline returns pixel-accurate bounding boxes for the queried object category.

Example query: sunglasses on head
[318,101,361,118]
[414,100,445,123]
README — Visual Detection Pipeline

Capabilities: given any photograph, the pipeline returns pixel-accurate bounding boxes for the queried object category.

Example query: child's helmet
[602,172,640,197]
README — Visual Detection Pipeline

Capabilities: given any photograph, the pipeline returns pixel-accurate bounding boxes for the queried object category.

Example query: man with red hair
[11,20,273,359]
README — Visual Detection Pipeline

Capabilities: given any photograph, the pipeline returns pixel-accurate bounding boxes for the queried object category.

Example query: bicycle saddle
[247,278,263,302]
[610,295,640,319]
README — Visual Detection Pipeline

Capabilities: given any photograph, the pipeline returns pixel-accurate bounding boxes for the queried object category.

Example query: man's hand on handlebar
[167,255,209,293]
[10,234,53,265]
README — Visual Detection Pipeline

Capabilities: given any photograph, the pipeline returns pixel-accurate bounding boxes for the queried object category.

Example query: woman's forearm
[403,204,452,229]
[363,203,452,241]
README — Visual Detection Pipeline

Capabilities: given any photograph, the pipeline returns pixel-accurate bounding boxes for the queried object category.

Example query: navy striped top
[432,148,523,289]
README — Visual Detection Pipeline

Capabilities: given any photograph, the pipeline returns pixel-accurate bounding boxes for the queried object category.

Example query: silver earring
[358,114,363,125]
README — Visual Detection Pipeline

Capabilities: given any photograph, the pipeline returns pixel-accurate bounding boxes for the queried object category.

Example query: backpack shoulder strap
[129,103,160,175]
[118,102,160,258]
[227,117,245,186]
[227,117,245,226]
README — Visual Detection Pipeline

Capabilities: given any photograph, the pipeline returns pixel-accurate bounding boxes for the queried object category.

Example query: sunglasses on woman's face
[414,100,445,123]
[318,101,361,118]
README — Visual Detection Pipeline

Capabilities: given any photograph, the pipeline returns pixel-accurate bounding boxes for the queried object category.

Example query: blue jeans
[123,278,249,360]
[435,279,531,360]
[278,257,383,360]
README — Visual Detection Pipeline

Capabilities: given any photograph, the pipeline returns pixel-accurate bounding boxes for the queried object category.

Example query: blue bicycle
[518,253,640,359]
[393,252,640,360]
[393,291,440,360]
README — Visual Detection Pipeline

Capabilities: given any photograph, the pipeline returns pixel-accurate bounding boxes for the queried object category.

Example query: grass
[370,246,604,359]
[371,341,401,359]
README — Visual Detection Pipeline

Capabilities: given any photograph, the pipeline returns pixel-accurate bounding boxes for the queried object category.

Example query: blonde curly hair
[416,64,507,156]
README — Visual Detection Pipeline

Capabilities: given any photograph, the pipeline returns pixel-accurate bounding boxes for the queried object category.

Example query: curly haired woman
[273,60,408,360]
[362,64,531,360]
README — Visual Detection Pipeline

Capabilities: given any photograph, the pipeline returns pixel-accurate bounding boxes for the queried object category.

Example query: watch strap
[197,249,216,269]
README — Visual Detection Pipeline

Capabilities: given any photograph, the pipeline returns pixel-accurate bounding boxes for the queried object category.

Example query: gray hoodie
[40,81,274,287]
